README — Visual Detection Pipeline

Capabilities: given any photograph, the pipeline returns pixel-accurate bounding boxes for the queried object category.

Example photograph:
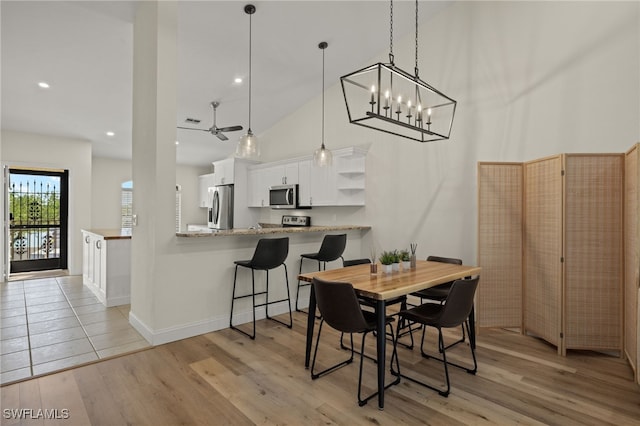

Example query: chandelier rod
[389,0,394,65]
[415,0,419,77]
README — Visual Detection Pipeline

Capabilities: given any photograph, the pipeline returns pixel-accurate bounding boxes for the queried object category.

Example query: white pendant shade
[236,131,259,160]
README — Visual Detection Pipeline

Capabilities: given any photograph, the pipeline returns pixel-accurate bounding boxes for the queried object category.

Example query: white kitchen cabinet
[298,160,337,207]
[265,162,299,186]
[198,173,215,207]
[247,146,368,208]
[247,161,298,208]
[247,167,269,207]
[82,230,131,307]
[213,158,235,186]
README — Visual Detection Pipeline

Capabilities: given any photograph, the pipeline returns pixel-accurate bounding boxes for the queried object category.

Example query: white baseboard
[128,301,293,346]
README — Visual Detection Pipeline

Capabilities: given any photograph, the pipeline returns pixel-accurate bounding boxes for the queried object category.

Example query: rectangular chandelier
[340,62,457,143]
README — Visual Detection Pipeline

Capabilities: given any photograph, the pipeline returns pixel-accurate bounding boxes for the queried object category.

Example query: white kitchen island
[81,228,132,307]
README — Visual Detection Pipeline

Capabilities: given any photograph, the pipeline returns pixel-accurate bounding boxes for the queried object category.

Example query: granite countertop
[176,224,371,238]
[82,229,132,240]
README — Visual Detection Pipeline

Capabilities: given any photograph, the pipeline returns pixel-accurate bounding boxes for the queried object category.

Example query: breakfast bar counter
[175,224,371,238]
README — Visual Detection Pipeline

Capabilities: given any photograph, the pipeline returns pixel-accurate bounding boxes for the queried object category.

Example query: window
[121,181,133,229]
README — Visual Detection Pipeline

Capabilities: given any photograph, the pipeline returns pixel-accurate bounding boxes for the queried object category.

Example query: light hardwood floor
[2,312,639,425]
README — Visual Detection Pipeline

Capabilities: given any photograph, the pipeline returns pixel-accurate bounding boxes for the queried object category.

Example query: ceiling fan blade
[217,125,243,133]
[177,126,209,132]
[216,132,229,141]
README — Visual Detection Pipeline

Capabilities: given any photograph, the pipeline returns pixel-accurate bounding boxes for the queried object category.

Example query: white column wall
[129,0,179,336]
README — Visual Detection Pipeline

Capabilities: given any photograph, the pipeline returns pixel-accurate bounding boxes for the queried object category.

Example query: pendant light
[340,0,456,142]
[236,4,260,160]
[313,41,332,167]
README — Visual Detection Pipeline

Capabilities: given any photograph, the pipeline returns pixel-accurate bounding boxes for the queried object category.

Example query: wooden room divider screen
[523,155,564,354]
[478,153,624,357]
[563,154,623,355]
[477,162,523,329]
[625,145,639,384]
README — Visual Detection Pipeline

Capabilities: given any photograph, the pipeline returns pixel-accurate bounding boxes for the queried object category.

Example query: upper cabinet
[298,160,337,207]
[213,158,235,186]
[265,162,299,186]
[247,167,268,208]
[248,145,367,208]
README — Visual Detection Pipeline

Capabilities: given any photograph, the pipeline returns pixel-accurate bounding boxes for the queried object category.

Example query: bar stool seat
[230,237,292,339]
[296,234,347,312]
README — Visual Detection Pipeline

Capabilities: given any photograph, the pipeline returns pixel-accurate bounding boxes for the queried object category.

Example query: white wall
[258,1,640,265]
[91,157,207,230]
[1,130,92,275]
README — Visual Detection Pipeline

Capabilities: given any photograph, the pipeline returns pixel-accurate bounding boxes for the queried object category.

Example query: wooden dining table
[298,260,481,410]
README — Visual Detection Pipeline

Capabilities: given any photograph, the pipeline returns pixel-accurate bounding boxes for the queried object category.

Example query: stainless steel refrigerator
[207,184,234,230]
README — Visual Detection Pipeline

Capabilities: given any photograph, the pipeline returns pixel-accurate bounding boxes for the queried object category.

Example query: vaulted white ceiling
[1,1,450,166]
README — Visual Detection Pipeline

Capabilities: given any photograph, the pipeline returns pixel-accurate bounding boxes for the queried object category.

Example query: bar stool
[230,237,292,340]
[295,234,347,312]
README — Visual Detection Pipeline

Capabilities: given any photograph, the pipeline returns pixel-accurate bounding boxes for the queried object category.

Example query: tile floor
[1,275,150,385]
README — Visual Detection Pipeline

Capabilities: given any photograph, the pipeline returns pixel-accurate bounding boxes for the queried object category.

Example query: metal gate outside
[8,169,68,273]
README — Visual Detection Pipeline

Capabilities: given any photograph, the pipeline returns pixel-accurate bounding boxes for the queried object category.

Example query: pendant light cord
[248,10,253,133]
[321,45,325,149]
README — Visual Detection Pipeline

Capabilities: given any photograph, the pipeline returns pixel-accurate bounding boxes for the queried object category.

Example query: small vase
[410,255,417,269]
[370,263,378,274]
[382,264,393,274]
[392,262,400,272]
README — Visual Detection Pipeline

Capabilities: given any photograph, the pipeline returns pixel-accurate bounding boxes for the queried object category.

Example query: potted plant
[392,249,400,272]
[379,251,395,274]
[399,249,411,270]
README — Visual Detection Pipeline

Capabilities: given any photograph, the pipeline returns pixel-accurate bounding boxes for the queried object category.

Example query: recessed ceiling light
[234,77,243,84]
[106,131,115,137]
[38,82,50,89]
[175,140,180,145]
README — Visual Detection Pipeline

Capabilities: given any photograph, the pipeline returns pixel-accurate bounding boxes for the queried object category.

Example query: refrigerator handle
[212,190,220,225]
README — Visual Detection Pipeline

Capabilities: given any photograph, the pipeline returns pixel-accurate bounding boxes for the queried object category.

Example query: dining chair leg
[311,321,355,380]
[358,323,401,407]
[296,259,306,312]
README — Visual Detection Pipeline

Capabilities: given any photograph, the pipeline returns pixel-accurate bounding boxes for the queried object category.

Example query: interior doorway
[8,168,69,275]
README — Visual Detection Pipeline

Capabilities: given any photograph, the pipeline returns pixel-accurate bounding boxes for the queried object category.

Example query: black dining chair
[310,277,400,406]
[296,234,347,312]
[401,255,467,351]
[392,277,479,397]
[229,237,292,340]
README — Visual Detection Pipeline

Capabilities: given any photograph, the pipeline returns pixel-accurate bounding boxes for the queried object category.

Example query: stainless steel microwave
[269,184,299,209]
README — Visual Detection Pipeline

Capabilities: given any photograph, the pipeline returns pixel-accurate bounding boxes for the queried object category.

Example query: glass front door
[8,169,69,273]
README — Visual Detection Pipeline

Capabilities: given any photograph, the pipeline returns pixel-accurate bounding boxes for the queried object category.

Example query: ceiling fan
[178,101,243,141]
